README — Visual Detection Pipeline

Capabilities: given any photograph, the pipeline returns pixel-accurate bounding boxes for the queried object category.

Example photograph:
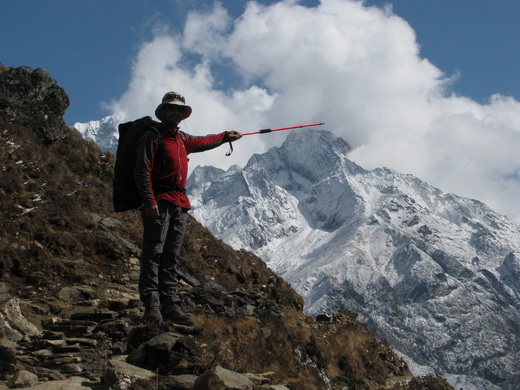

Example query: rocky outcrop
[0,65,69,142]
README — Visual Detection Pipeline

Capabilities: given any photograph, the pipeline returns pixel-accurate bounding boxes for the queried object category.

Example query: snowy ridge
[73,116,118,154]
[187,129,520,389]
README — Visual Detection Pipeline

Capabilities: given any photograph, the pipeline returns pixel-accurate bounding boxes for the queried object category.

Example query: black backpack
[112,116,162,212]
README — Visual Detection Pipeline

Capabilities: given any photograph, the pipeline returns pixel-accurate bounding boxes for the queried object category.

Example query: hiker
[135,91,242,325]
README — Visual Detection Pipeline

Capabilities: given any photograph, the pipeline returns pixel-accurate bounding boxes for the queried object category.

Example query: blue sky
[2,0,518,122]
[0,0,315,122]
[367,0,520,102]
[2,0,520,222]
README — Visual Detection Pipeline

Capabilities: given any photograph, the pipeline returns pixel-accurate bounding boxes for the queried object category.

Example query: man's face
[162,104,186,127]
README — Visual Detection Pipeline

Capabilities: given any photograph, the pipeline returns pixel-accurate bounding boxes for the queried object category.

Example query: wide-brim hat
[155,91,192,122]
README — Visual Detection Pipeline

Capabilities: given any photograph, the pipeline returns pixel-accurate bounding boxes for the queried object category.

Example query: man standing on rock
[135,91,242,324]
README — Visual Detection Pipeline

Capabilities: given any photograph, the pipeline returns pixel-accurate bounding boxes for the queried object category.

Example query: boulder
[0,297,40,343]
[104,355,157,390]
[193,366,255,390]
[57,287,99,303]
[127,331,181,373]
[164,374,198,390]
[0,66,70,142]
[7,370,38,388]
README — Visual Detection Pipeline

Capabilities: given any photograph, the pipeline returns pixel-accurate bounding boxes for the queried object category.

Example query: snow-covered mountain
[74,116,118,154]
[187,129,520,390]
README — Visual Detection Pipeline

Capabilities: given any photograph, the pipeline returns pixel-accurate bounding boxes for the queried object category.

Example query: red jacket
[134,124,227,209]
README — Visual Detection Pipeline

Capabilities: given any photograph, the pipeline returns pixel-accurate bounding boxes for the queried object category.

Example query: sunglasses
[163,93,185,104]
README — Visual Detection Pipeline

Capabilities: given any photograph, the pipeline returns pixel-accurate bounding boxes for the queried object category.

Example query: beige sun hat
[155,91,192,121]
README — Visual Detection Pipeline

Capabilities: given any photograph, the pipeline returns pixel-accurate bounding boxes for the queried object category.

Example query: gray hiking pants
[139,201,188,312]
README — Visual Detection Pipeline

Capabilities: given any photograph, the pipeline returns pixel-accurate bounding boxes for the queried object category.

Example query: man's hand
[143,205,160,218]
[224,131,242,142]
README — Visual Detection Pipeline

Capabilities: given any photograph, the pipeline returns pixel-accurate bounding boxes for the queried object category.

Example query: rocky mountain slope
[0,66,455,389]
[187,129,520,389]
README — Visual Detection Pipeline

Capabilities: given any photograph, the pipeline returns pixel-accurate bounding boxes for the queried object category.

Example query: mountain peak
[281,128,352,159]
[247,129,362,186]
[189,128,520,389]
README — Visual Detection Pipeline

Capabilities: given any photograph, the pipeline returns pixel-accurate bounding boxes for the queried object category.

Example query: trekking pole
[239,122,325,136]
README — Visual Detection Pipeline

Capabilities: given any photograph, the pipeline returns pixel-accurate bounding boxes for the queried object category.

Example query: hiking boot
[143,306,162,322]
[163,305,194,326]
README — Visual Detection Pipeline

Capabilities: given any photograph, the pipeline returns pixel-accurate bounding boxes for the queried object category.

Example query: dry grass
[0,120,140,304]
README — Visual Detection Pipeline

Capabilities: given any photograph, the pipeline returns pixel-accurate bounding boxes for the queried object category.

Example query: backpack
[112,116,162,212]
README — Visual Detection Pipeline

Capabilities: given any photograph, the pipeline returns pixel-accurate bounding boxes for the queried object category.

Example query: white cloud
[183,2,231,58]
[108,0,520,222]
